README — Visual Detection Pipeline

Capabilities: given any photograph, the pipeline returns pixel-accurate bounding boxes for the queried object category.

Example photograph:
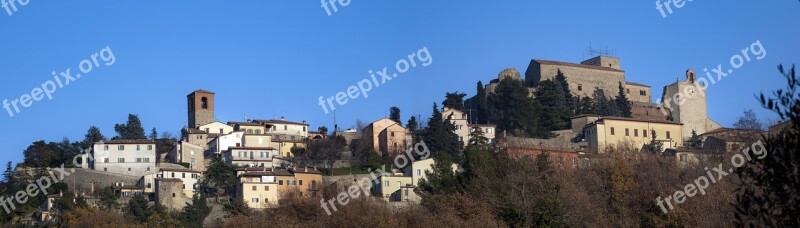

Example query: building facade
[92,140,156,176]
[188,90,215,129]
[584,117,683,153]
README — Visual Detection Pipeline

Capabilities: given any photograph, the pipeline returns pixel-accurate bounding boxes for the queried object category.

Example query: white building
[143,168,201,198]
[198,121,234,135]
[208,131,244,155]
[251,117,310,139]
[92,140,156,176]
[441,108,496,147]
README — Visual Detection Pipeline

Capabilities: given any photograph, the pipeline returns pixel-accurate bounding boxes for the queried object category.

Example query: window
[640,90,647,96]
[625,128,630,136]
[303,126,307,132]
[391,132,395,137]
[397,181,401,187]
[265,186,270,191]
[190,149,195,156]
[626,88,630,94]
[220,128,224,134]
[196,135,202,140]
[118,158,125,163]
[104,158,109,163]
[144,158,150,163]
[666,131,671,139]
[299,180,303,186]
[148,145,153,150]
[634,129,638,137]
[288,180,296,186]
[172,173,175,178]
[577,84,582,91]
[643,130,648,137]
[182,173,186,178]
[384,181,389,187]
[284,125,288,130]
[137,145,141,151]
[680,154,687,162]
[136,158,142,163]
[279,180,283,185]
[128,168,131,171]
[417,169,421,176]
[610,127,615,135]
[104,168,107,172]
[252,198,259,203]
[104,145,109,151]
[252,186,257,191]
[201,97,208,109]
[118,145,125,150]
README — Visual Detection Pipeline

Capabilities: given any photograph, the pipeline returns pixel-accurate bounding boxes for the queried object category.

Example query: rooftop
[101,139,155,145]
[532,59,624,73]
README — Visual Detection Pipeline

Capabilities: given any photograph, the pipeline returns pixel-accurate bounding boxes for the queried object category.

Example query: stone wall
[60,168,141,195]
[156,178,192,211]
[525,60,626,98]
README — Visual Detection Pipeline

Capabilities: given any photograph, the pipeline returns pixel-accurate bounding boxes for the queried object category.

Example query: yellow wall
[586,118,683,153]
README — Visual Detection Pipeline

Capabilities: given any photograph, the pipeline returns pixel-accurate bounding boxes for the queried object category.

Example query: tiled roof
[250,119,309,126]
[290,167,323,175]
[191,89,215,94]
[159,168,201,173]
[227,121,263,127]
[103,139,155,145]
[228,147,276,150]
[532,59,624,73]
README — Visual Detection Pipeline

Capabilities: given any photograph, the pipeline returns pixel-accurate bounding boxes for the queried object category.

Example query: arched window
[201,97,208,109]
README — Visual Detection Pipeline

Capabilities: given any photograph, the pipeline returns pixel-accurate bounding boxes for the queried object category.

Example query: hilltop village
[2,55,788,226]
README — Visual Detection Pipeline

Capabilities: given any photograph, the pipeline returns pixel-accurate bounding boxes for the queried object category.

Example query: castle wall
[525,60,625,98]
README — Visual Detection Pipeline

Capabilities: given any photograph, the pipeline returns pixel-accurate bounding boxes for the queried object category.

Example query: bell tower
[661,69,709,139]
[188,90,215,128]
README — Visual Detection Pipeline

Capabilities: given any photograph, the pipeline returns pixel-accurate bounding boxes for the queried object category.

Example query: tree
[180,195,212,227]
[150,128,158,140]
[418,103,462,163]
[554,69,576,112]
[687,130,703,149]
[223,198,251,216]
[407,116,419,132]
[128,195,150,223]
[736,65,800,227]
[466,126,490,152]
[203,157,235,198]
[2,162,12,184]
[576,96,594,115]
[114,114,147,140]
[489,78,551,138]
[317,126,329,136]
[443,92,467,111]
[476,81,489,124]
[98,187,119,209]
[307,135,346,173]
[535,79,571,131]
[647,130,663,153]
[83,126,105,145]
[615,82,633,117]
[389,107,402,124]
[733,109,763,130]
[23,140,59,167]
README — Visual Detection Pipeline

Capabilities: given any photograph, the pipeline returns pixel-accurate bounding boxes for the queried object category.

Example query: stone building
[187,90,215,129]
[661,69,722,139]
[155,178,192,211]
[362,118,411,157]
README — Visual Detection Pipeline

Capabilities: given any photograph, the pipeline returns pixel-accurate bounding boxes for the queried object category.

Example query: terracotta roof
[227,121,263,127]
[240,172,274,177]
[625,81,651,87]
[159,168,201,173]
[532,59,624,73]
[273,168,294,176]
[103,139,155,145]
[251,119,309,126]
[290,167,323,175]
[592,116,682,125]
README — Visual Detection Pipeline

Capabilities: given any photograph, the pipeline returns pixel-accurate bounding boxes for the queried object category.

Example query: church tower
[188,90,215,128]
[661,70,709,140]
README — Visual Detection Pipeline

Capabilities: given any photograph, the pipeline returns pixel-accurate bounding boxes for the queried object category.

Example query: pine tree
[443,92,467,111]
[688,130,703,149]
[407,116,418,132]
[615,82,633,117]
[84,126,106,145]
[489,78,551,138]
[389,107,402,124]
[419,103,462,163]
[591,88,610,116]
[576,96,594,115]
[150,128,158,140]
[114,114,147,140]
[535,79,571,131]
[2,161,13,184]
[477,81,488,124]
[648,130,664,153]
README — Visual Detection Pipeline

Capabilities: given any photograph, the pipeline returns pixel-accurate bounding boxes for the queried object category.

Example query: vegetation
[114,114,147,140]
[389,106,402,124]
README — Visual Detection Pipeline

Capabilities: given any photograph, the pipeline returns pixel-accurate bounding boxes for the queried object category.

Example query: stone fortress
[478,55,722,142]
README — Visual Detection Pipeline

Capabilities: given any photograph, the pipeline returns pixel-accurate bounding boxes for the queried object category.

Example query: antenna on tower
[586,43,610,57]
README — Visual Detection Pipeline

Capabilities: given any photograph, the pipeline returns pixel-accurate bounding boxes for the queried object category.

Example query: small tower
[661,69,708,139]
[188,90,215,128]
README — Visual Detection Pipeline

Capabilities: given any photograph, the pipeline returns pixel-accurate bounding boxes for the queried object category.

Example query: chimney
[304,167,308,172]
[281,116,285,121]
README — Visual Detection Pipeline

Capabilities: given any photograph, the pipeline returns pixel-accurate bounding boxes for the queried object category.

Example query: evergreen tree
[615,82,633,117]
[83,126,105,145]
[687,130,703,149]
[389,107,402,124]
[576,96,594,115]
[3,161,13,184]
[419,103,462,163]
[150,128,158,140]
[648,130,664,153]
[535,79,571,130]
[181,195,212,227]
[591,88,611,116]
[489,78,551,138]
[317,126,329,136]
[114,114,147,140]
[407,116,418,132]
[467,126,490,152]
[554,69,576,112]
[443,92,467,111]
[477,81,488,124]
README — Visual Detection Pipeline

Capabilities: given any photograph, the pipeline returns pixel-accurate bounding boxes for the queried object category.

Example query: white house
[251,117,309,139]
[92,140,156,176]
[198,121,234,135]
[208,131,244,155]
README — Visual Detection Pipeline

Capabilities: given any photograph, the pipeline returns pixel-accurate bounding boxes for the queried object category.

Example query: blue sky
[0,1,798,165]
